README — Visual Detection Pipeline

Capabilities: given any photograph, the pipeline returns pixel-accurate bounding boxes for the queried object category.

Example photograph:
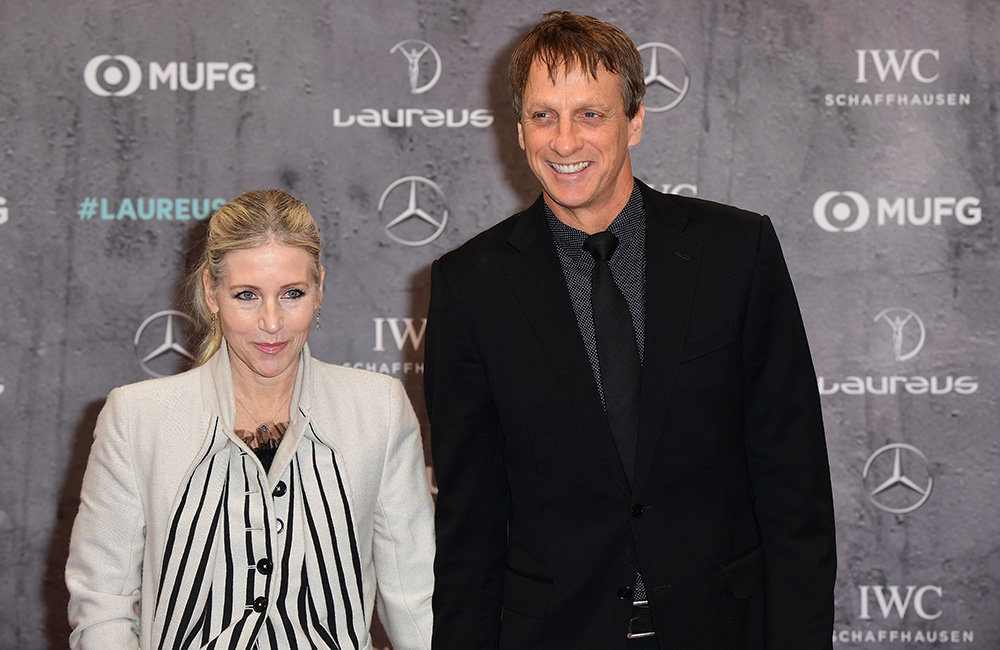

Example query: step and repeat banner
[1,0,997,647]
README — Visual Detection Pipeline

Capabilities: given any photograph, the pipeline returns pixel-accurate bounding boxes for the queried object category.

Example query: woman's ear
[203,268,219,314]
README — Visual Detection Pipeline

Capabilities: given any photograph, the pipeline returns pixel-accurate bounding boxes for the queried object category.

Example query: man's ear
[628,101,645,148]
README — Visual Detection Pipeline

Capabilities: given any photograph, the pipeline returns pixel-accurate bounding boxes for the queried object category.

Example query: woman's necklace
[234,391,291,438]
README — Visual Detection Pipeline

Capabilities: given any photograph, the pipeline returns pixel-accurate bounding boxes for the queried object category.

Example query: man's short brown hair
[508,10,646,121]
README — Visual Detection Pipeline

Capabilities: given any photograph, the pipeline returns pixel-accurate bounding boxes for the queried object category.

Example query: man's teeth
[551,162,590,173]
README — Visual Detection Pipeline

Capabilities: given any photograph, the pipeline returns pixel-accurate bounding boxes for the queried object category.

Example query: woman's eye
[235,290,256,301]
[285,288,305,299]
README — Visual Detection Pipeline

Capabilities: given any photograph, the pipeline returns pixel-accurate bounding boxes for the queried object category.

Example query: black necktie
[582,231,641,484]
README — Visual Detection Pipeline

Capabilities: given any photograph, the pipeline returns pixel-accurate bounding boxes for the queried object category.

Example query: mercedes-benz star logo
[390,39,442,95]
[133,310,196,378]
[637,42,690,112]
[378,176,449,246]
[873,308,925,362]
[862,443,933,514]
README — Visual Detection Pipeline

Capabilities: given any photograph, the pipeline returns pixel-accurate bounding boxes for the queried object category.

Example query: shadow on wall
[46,218,210,647]
[487,19,540,211]
[45,399,104,650]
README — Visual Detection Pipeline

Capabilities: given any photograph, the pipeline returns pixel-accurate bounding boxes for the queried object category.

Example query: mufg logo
[813,191,981,231]
[84,55,256,96]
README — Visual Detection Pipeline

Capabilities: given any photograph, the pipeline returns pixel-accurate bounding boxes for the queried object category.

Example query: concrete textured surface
[0,0,996,647]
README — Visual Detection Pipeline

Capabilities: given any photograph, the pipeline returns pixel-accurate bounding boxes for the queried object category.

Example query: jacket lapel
[202,339,313,486]
[503,198,631,495]
[632,184,702,494]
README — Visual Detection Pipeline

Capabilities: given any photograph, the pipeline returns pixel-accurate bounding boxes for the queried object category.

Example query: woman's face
[204,242,323,388]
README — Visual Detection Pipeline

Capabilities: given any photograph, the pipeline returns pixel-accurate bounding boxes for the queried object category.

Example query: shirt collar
[544,180,645,261]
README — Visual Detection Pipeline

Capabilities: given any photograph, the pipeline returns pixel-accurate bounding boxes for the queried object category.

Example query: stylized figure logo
[378,176,449,246]
[873,308,925,361]
[133,310,196,377]
[637,42,690,112]
[862,443,933,514]
[390,40,442,95]
[84,55,143,96]
[813,191,870,232]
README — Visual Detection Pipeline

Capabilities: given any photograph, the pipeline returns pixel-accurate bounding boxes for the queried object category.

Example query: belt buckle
[627,600,656,639]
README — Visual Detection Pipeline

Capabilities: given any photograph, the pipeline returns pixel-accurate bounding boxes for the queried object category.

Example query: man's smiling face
[517,57,644,231]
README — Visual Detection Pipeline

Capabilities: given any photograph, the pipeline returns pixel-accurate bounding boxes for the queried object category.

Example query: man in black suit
[425,10,836,650]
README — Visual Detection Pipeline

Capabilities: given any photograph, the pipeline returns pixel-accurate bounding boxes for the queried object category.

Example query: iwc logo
[862,443,933,514]
[637,42,690,113]
[377,176,449,246]
[133,310,197,377]
[824,48,972,109]
[390,40,442,94]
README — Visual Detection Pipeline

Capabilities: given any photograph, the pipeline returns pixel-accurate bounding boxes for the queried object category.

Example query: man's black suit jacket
[425,181,836,650]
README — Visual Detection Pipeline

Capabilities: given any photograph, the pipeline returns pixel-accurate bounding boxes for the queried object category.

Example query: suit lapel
[632,185,702,494]
[503,199,631,495]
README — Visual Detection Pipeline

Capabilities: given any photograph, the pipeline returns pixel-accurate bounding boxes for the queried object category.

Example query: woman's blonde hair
[189,189,322,365]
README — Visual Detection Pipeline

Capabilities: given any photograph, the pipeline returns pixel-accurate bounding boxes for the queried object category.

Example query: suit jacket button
[631,504,644,518]
[252,596,267,612]
[618,586,633,600]
[273,481,287,497]
[256,558,273,575]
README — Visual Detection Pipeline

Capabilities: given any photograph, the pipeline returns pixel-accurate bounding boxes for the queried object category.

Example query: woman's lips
[254,341,288,355]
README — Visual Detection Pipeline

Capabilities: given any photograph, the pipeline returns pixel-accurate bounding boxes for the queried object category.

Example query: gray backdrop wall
[1,0,997,648]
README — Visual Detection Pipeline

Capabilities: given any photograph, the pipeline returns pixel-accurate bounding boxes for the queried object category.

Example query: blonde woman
[66,189,434,650]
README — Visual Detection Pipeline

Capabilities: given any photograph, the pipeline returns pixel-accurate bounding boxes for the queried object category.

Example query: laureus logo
[816,308,978,396]
[873,308,925,362]
[390,40,442,94]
